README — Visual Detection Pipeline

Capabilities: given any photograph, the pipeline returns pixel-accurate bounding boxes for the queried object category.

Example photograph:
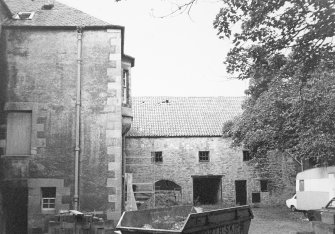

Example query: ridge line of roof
[132,96,246,99]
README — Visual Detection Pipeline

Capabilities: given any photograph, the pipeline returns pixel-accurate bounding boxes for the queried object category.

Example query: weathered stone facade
[0,1,134,232]
[125,136,271,207]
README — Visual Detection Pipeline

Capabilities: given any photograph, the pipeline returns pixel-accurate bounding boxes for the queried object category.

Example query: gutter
[73,26,83,211]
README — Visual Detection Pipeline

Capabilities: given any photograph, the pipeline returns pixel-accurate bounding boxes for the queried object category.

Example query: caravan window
[299,180,304,191]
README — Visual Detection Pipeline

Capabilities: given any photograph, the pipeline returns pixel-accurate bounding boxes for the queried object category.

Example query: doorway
[235,180,247,205]
[3,182,28,234]
[193,176,222,205]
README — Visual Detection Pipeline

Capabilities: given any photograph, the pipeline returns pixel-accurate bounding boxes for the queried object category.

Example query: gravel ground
[249,206,314,234]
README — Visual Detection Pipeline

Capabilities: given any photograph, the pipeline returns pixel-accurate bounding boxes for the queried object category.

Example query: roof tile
[3,0,113,27]
[128,96,244,137]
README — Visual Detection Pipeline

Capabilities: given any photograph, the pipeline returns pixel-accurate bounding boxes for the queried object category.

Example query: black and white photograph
[0,0,334,233]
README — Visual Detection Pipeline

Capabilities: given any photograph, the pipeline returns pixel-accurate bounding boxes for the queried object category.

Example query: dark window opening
[243,150,251,161]
[252,192,261,203]
[260,180,268,192]
[152,151,163,163]
[41,187,56,209]
[199,151,209,162]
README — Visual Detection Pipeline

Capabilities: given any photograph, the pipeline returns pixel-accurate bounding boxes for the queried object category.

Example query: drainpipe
[74,27,83,211]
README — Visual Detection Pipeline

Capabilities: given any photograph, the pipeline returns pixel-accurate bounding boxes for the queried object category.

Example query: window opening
[13,12,35,20]
[252,192,261,203]
[243,150,252,161]
[152,151,163,163]
[6,111,32,155]
[41,187,56,210]
[199,151,209,162]
[122,70,129,105]
[260,180,268,192]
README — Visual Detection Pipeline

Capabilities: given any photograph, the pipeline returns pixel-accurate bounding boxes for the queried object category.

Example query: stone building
[0,0,134,233]
[125,97,272,207]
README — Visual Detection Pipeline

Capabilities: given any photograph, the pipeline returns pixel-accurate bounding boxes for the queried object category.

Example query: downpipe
[74,27,83,211]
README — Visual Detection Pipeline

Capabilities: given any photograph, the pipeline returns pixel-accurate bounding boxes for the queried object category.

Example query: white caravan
[296,166,335,210]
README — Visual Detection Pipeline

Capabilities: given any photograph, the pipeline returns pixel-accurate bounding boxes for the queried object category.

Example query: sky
[58,0,248,97]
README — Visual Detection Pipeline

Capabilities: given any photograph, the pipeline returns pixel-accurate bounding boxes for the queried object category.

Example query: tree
[214,0,335,167]
[214,0,335,81]
[225,60,335,167]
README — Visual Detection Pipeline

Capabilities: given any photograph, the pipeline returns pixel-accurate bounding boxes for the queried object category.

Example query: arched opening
[154,180,182,203]
[155,180,181,191]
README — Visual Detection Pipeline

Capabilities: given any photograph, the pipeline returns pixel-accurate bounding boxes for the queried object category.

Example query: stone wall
[125,137,272,207]
[0,27,125,231]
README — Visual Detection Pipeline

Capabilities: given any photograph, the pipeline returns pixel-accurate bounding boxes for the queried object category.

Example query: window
[260,180,268,192]
[252,192,261,203]
[41,187,56,210]
[6,111,32,155]
[13,12,35,20]
[243,150,251,161]
[122,69,129,105]
[152,151,163,163]
[299,180,304,191]
[199,151,210,162]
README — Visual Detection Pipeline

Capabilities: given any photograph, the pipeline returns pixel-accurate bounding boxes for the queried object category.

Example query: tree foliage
[225,61,335,165]
[216,0,335,166]
[214,0,335,80]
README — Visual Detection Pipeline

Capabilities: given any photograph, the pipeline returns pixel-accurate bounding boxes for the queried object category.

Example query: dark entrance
[193,176,222,205]
[3,181,28,234]
[235,180,247,205]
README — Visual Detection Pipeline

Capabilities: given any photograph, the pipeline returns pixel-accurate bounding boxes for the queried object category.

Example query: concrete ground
[249,206,314,234]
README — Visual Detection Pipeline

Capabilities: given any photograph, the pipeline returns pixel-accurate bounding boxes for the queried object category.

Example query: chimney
[42,0,54,10]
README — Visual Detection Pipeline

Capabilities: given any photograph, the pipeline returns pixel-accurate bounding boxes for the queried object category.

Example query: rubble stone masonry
[125,137,271,206]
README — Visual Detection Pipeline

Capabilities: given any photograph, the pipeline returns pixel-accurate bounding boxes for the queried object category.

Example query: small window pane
[199,151,209,162]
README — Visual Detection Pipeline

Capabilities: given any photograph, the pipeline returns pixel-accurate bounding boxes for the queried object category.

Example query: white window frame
[41,187,56,211]
[122,69,129,105]
[41,198,56,210]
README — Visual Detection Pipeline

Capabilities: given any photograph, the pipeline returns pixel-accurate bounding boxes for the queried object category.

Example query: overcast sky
[58,0,248,97]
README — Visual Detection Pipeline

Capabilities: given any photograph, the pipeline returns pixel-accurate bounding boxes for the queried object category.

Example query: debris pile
[142,215,186,230]
[139,193,179,210]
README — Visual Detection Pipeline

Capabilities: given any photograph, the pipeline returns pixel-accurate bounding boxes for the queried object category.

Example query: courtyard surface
[249,206,313,234]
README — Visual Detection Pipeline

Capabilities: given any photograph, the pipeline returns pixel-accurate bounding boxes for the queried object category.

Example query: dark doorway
[3,182,28,234]
[193,176,222,205]
[235,180,247,205]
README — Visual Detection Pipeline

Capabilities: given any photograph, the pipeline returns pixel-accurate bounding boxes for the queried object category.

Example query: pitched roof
[127,96,244,137]
[2,0,116,27]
